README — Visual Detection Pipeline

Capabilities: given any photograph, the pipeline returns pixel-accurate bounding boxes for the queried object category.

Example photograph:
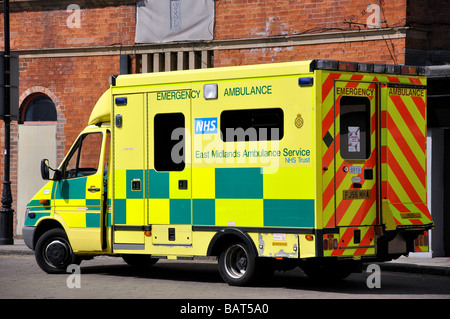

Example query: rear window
[340,96,371,160]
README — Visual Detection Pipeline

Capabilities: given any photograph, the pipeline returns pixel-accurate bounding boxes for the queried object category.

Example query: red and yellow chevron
[319,71,431,258]
[381,82,432,228]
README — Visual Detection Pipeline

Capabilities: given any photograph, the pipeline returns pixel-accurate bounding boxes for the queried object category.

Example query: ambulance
[22,60,433,285]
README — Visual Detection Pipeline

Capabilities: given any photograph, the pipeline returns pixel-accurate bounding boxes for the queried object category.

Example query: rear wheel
[218,242,257,286]
[35,228,81,274]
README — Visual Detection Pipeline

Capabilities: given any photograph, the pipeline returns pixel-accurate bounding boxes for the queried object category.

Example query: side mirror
[40,159,62,181]
[40,159,49,180]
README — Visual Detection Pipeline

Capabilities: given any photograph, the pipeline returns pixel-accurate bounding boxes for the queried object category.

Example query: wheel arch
[32,218,65,250]
[206,228,258,257]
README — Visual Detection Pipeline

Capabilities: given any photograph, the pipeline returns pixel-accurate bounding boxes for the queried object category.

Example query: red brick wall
[215,38,406,67]
[0,4,135,232]
[213,0,409,67]
[9,5,135,49]
[10,4,136,157]
[214,0,407,40]
[19,56,120,155]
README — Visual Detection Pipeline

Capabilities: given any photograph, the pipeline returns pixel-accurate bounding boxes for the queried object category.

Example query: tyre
[35,228,81,274]
[122,254,158,269]
[218,242,257,286]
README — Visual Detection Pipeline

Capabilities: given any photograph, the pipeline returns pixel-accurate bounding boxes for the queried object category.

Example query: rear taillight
[323,235,339,251]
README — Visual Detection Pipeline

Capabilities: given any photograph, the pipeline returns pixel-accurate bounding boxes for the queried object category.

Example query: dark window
[220,108,284,142]
[62,133,103,179]
[23,95,57,122]
[340,96,371,159]
[154,113,185,171]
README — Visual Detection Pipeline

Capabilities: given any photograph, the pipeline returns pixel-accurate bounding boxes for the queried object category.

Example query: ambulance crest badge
[295,114,304,129]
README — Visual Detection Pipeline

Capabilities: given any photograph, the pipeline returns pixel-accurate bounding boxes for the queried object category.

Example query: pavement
[1,238,449,277]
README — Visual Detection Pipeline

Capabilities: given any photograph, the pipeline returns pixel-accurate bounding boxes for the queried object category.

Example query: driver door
[53,130,109,252]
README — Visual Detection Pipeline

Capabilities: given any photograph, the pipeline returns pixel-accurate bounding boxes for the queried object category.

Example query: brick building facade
[0,0,449,254]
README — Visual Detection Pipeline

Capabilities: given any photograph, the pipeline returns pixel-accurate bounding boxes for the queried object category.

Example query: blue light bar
[115,97,127,106]
[298,77,314,86]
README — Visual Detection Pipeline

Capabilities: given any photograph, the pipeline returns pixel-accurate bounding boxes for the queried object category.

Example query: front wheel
[35,228,81,274]
[218,242,257,286]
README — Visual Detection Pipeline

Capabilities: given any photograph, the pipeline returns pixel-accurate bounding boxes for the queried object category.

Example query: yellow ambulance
[23,60,433,285]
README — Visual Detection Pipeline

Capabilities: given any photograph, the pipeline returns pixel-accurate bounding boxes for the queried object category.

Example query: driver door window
[63,133,102,179]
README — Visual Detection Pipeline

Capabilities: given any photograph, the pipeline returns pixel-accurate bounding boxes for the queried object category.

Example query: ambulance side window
[340,97,370,160]
[154,112,185,172]
[62,133,103,179]
[220,108,284,142]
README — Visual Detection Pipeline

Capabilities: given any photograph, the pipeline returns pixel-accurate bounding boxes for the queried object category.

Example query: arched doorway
[22,94,57,122]
[17,93,57,235]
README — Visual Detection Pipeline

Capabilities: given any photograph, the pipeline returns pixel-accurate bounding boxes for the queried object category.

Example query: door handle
[178,180,188,190]
[88,186,101,192]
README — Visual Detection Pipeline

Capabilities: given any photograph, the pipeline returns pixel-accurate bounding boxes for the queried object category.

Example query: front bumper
[22,226,36,250]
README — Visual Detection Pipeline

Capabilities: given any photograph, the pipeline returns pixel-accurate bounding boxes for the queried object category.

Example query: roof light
[373,64,386,73]
[203,83,218,100]
[358,63,374,73]
[314,60,339,70]
[386,64,401,74]
[400,66,418,75]
[338,61,357,71]
[298,77,314,86]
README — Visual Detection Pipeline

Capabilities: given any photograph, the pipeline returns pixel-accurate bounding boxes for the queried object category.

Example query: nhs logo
[194,117,217,134]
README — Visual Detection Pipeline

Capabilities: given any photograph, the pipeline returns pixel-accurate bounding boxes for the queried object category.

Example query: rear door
[380,83,432,229]
[333,80,378,255]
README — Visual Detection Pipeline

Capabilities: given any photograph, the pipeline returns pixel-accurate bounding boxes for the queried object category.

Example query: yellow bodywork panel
[115,230,145,244]
[88,88,111,125]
